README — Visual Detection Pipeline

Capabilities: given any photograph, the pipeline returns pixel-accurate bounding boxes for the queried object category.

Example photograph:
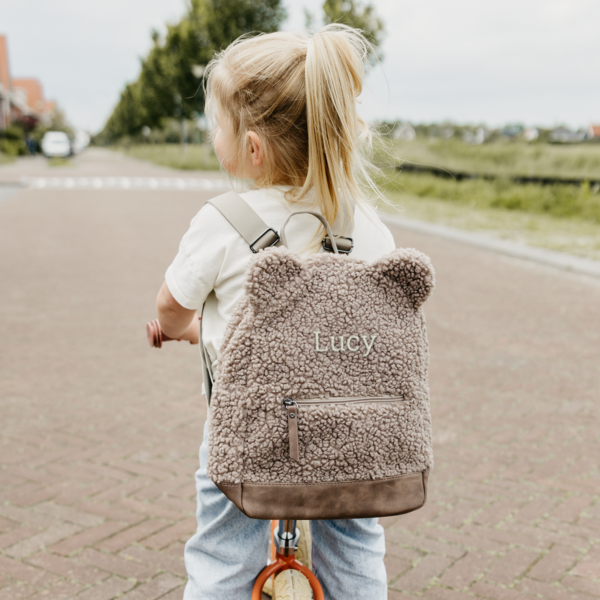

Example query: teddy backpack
[200,192,435,520]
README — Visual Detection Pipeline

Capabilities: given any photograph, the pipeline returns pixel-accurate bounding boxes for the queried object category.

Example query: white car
[41,131,71,158]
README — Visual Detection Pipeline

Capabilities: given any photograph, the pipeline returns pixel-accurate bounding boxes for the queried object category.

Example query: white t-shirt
[165,186,396,373]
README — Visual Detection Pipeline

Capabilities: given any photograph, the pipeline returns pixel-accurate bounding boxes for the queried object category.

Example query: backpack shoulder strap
[202,191,280,406]
[199,302,214,405]
[207,191,281,253]
[208,190,356,254]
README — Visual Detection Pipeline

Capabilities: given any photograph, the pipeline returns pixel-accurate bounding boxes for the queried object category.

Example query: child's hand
[147,316,200,348]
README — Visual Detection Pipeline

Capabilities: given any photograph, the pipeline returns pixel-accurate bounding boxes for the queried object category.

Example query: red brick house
[0,35,55,130]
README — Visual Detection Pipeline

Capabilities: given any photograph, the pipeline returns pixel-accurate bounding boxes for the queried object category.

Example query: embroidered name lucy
[314,331,378,357]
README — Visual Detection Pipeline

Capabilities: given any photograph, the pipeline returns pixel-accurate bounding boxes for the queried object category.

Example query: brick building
[0,34,55,130]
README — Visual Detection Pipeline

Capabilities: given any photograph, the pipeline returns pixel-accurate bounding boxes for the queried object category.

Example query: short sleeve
[382,222,396,252]
[164,204,227,310]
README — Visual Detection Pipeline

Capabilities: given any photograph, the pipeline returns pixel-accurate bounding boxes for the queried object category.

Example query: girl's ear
[372,248,435,309]
[245,246,304,308]
[247,131,264,166]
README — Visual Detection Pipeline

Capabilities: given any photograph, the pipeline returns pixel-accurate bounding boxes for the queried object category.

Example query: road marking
[22,176,231,191]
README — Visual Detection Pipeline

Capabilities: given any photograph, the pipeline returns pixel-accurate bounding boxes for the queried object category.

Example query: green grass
[383,137,600,180]
[48,157,71,167]
[376,167,600,260]
[379,169,600,223]
[378,192,600,262]
[0,152,15,166]
[121,144,221,171]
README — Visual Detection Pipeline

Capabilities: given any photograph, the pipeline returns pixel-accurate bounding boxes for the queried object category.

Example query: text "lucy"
[314,332,378,357]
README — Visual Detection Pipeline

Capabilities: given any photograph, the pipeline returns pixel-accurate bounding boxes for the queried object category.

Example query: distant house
[502,125,522,138]
[392,123,416,142]
[0,35,55,131]
[587,124,600,139]
[13,79,55,119]
[549,126,586,143]
[463,126,491,145]
[523,127,539,141]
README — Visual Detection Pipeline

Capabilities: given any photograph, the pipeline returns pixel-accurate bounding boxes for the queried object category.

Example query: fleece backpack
[200,192,435,520]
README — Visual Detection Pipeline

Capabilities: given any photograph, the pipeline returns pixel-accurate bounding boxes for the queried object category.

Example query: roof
[589,125,600,138]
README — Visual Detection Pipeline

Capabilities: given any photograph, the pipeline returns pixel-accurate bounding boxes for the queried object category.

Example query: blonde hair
[204,24,381,246]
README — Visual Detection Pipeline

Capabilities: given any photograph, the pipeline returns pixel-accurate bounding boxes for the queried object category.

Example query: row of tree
[99,0,384,142]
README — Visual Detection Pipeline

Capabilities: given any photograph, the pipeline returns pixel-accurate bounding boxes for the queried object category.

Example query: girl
[156,24,396,599]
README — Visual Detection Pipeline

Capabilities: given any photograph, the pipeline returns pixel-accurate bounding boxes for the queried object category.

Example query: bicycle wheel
[273,569,313,600]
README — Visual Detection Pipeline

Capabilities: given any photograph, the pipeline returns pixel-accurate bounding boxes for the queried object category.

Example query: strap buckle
[322,235,354,254]
[249,228,280,253]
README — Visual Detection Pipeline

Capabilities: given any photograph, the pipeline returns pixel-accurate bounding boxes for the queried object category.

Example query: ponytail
[302,24,373,236]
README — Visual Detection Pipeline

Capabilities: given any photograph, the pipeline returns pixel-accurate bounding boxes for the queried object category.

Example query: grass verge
[379,192,600,262]
[380,170,600,223]
[120,144,221,171]
[48,157,72,167]
[0,152,15,166]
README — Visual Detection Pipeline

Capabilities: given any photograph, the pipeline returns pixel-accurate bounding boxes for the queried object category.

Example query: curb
[378,211,600,280]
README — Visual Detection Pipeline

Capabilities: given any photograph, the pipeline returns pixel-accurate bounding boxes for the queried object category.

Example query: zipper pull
[283,399,299,462]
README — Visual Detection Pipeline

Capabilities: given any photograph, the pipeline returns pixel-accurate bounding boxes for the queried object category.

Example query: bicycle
[147,319,324,600]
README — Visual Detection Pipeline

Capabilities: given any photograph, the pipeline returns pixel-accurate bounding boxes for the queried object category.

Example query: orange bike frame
[251,520,324,600]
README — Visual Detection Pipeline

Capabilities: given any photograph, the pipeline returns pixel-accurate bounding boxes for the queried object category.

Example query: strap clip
[249,228,280,253]
[322,235,354,254]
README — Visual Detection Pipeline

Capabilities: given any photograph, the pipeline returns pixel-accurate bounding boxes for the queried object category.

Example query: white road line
[21,176,230,191]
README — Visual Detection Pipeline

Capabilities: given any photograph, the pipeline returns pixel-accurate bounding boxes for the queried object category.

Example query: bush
[0,125,27,156]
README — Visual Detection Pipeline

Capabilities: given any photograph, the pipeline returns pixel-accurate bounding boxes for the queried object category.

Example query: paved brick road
[0,151,598,599]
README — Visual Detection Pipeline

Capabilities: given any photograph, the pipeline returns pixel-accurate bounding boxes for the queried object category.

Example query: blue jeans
[184,422,388,599]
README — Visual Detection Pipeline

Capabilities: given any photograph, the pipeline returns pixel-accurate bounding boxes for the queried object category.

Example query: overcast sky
[2,0,599,132]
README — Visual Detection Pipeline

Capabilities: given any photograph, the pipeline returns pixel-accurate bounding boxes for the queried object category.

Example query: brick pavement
[1,152,599,598]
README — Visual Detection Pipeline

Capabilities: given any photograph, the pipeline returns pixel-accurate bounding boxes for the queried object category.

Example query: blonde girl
[156,24,395,599]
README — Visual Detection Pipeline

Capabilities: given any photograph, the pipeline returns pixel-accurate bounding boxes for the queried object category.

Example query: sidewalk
[0,152,598,599]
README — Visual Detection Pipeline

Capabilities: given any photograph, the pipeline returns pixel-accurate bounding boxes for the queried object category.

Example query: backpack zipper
[282,396,404,462]
[283,399,300,461]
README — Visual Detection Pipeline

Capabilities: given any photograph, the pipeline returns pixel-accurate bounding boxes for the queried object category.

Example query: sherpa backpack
[200,192,435,520]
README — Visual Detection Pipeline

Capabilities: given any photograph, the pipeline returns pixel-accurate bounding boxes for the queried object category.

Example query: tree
[310,0,385,62]
[101,0,286,141]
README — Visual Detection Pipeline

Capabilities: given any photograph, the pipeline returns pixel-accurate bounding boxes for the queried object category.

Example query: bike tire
[295,520,312,571]
[273,569,313,600]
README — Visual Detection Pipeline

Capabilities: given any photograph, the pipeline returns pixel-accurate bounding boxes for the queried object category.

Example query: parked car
[41,131,71,158]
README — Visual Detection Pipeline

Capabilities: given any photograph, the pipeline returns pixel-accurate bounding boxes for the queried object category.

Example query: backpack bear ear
[245,246,304,308]
[372,248,435,309]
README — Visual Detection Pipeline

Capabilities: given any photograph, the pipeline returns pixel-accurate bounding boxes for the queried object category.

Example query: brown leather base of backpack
[217,470,429,520]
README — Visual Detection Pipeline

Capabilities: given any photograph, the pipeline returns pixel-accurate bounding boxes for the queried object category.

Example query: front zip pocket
[282,396,404,462]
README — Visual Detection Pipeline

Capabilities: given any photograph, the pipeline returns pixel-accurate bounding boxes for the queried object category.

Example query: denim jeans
[183,422,388,599]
